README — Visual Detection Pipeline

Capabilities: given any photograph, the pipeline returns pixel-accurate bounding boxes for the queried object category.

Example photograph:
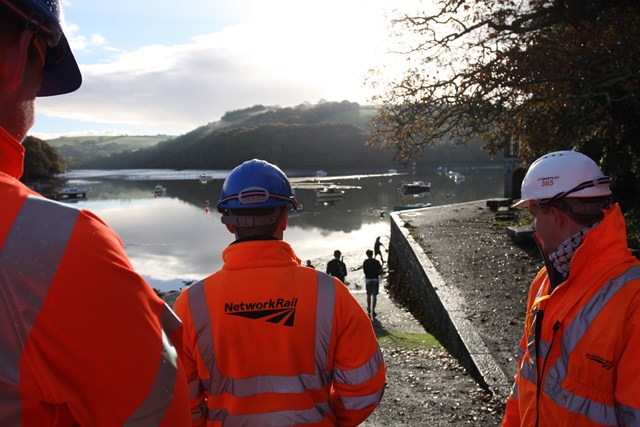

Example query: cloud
[34,0,405,137]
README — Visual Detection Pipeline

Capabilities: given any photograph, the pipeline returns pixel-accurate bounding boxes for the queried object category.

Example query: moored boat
[400,180,431,194]
[393,202,432,211]
[56,187,87,201]
[315,187,344,199]
[152,185,167,197]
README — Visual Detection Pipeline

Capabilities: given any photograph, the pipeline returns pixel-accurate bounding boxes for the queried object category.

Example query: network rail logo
[224,297,298,327]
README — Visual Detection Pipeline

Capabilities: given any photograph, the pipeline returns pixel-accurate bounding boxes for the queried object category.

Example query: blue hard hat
[3,0,82,96]
[217,159,298,212]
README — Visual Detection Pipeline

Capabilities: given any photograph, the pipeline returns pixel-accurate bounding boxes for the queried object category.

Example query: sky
[30,0,417,140]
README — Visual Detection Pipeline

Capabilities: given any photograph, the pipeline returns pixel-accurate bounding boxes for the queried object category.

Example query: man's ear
[221,213,236,234]
[278,208,288,232]
[2,30,32,91]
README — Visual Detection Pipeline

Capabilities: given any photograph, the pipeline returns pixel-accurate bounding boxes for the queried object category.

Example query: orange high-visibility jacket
[173,239,386,426]
[502,204,640,427]
[0,129,191,426]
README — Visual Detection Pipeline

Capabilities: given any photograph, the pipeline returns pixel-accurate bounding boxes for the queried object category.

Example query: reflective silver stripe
[520,336,551,384]
[124,329,178,426]
[342,387,385,411]
[544,266,640,425]
[315,271,335,373]
[618,401,640,427]
[192,404,206,423]
[188,379,202,399]
[188,280,217,386]
[537,338,550,360]
[161,304,182,338]
[0,196,79,425]
[511,381,519,400]
[207,402,332,426]
[334,348,383,386]
[519,359,535,384]
[519,336,550,385]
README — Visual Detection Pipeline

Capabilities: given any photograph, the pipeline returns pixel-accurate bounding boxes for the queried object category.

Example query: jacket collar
[0,127,25,179]
[547,204,629,289]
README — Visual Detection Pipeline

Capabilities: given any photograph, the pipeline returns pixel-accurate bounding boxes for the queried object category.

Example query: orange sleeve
[22,210,191,426]
[329,279,386,426]
[174,288,207,427]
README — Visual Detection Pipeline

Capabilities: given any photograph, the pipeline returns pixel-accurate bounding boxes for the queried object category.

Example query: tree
[21,136,68,181]
[369,0,640,246]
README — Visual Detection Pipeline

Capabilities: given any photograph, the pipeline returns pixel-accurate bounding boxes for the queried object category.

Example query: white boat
[315,170,328,177]
[152,185,167,197]
[315,187,344,199]
[56,187,87,201]
[453,173,466,184]
[199,173,213,184]
[400,181,431,194]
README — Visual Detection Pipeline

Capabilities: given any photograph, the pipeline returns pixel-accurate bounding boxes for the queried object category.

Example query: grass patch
[376,329,442,350]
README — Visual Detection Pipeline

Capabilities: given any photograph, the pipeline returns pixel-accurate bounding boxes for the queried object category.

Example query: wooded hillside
[70,101,501,169]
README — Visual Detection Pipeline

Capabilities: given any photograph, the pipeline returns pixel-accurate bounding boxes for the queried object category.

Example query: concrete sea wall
[387,208,511,397]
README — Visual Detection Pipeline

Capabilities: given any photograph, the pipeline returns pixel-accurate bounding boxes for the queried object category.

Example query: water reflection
[59,166,505,291]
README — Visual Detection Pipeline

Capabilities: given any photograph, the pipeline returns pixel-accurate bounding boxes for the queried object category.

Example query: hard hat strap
[218,190,297,210]
[536,176,611,207]
[221,213,279,227]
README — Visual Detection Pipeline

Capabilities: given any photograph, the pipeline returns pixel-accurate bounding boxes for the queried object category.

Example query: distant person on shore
[363,249,383,318]
[173,159,385,425]
[305,259,315,268]
[0,1,190,424]
[326,249,348,284]
[502,151,640,426]
[374,236,386,263]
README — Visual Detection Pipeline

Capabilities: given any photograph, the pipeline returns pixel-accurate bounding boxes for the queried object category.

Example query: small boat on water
[446,170,465,183]
[56,187,87,201]
[452,173,466,184]
[400,181,431,194]
[315,170,328,177]
[393,202,432,211]
[315,187,344,200]
[199,173,213,184]
[152,185,167,197]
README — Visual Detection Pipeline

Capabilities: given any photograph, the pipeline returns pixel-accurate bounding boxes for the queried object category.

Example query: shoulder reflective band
[0,196,79,424]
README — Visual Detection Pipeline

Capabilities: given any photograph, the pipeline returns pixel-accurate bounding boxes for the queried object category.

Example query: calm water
[59,165,506,291]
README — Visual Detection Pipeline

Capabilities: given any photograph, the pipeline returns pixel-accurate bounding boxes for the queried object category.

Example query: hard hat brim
[511,199,531,208]
[38,35,82,96]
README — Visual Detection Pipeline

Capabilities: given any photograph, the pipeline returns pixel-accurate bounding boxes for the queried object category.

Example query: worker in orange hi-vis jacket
[174,159,386,426]
[0,1,191,425]
[502,151,640,427]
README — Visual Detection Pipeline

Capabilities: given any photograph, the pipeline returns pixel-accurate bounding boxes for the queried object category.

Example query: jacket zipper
[535,319,561,427]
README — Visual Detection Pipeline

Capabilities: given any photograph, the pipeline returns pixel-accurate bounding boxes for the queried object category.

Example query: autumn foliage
[370,0,640,245]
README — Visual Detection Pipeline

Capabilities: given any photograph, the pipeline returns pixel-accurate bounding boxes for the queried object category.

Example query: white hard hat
[513,151,611,208]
